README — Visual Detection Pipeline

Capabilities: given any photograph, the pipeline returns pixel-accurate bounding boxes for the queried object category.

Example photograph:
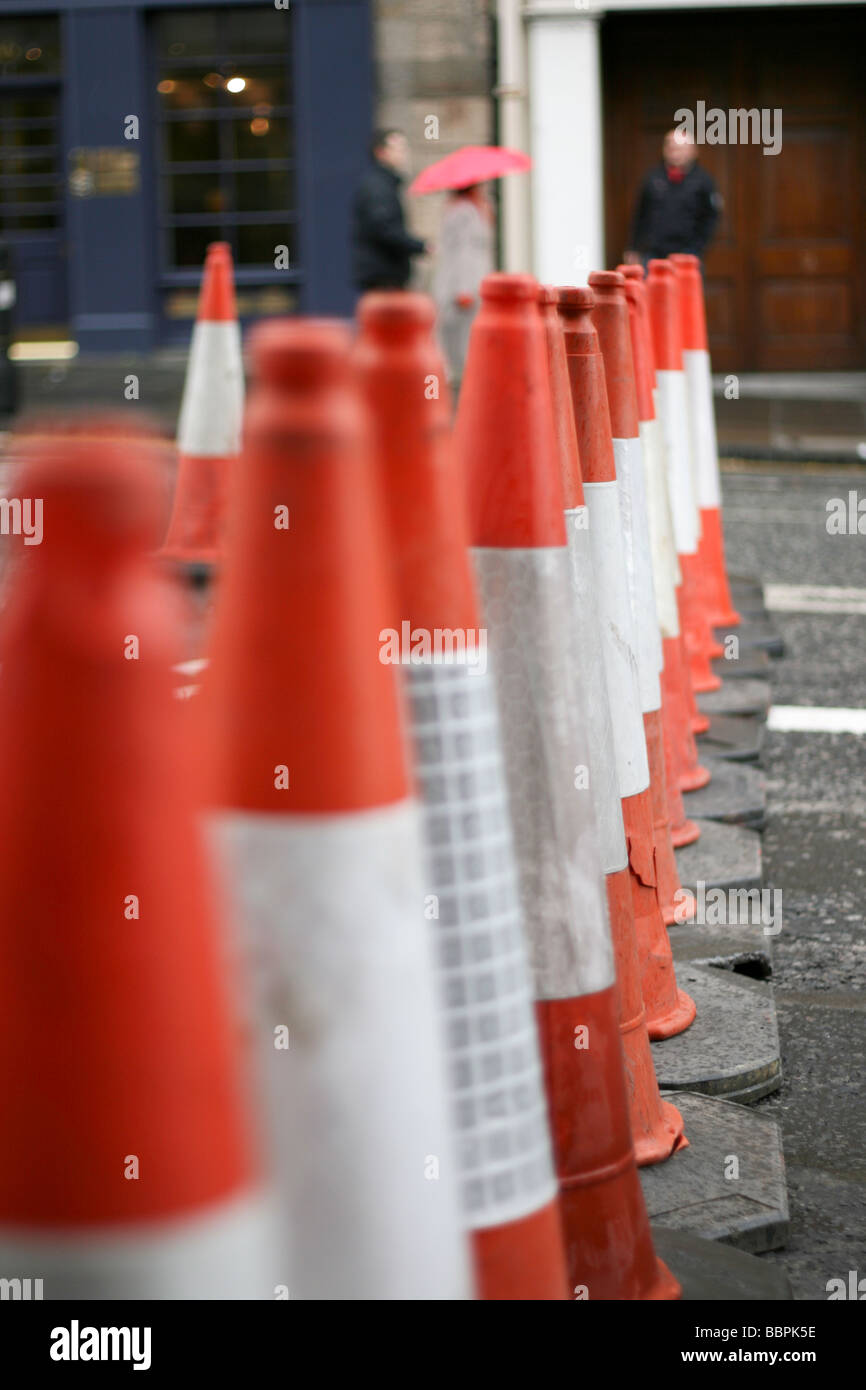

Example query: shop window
[154,7,295,276]
[0,32,62,236]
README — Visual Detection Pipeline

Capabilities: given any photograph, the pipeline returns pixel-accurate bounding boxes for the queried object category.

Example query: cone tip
[481,271,538,303]
[16,417,165,557]
[357,289,435,333]
[557,284,594,310]
[588,270,625,290]
[558,283,592,305]
[249,317,352,385]
[669,253,700,273]
[198,241,236,321]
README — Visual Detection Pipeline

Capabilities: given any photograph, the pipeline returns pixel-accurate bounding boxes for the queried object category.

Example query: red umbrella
[409,144,531,195]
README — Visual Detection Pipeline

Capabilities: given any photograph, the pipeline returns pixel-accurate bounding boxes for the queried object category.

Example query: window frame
[0,73,63,238]
[150,13,300,288]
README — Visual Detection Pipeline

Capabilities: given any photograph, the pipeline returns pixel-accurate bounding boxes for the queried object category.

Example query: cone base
[690,711,711,735]
[679,762,711,792]
[608,868,688,1171]
[645,1257,682,1301]
[712,607,741,628]
[690,667,722,694]
[646,987,697,1041]
[632,1095,688,1169]
[670,816,701,848]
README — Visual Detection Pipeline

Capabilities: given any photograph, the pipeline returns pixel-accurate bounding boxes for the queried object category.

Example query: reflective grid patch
[407,660,557,1231]
[473,547,615,1000]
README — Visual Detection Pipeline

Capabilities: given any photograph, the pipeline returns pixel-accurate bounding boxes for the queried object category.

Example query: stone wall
[374,0,496,285]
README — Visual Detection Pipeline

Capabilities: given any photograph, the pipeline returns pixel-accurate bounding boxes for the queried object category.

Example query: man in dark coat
[626,130,722,265]
[352,129,428,292]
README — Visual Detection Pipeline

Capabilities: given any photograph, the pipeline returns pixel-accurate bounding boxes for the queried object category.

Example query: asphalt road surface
[721,461,866,1300]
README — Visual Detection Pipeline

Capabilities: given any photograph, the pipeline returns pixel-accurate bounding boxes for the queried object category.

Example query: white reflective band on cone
[655,370,698,557]
[473,546,615,1001]
[580,484,650,799]
[563,509,628,876]
[652,387,682,587]
[683,348,722,510]
[613,436,662,713]
[640,418,680,641]
[407,658,558,1230]
[215,802,470,1301]
[177,320,244,458]
[0,1190,278,1299]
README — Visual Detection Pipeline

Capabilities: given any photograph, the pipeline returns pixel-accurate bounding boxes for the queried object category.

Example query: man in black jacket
[626,130,722,265]
[352,129,428,292]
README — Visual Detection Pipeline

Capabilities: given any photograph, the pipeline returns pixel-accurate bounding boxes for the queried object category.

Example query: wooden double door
[602,5,866,371]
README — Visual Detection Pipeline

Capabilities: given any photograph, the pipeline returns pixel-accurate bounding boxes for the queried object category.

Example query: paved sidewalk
[714,374,866,462]
[11,354,866,462]
[12,352,188,432]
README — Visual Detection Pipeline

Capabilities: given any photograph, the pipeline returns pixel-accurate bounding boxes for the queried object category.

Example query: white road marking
[722,509,813,525]
[768,705,866,735]
[764,584,866,615]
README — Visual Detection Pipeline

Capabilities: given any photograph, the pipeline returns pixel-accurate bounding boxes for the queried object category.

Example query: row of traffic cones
[0,242,760,1299]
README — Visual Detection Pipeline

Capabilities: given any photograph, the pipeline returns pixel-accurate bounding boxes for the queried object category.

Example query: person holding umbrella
[430,185,494,387]
[410,146,531,386]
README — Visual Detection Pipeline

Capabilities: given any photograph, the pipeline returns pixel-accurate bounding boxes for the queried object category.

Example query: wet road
[721,462,866,1300]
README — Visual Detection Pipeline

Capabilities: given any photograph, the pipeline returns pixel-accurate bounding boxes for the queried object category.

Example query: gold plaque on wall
[68,148,140,198]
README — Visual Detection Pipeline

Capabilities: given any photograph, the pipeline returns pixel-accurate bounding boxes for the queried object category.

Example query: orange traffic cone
[646,258,720,694]
[456,272,679,1300]
[0,420,272,1298]
[355,290,568,1300]
[668,256,726,664]
[640,260,712,736]
[162,242,243,566]
[618,267,705,855]
[588,270,692,930]
[624,263,711,788]
[558,284,695,1044]
[541,286,686,1168]
[670,252,741,628]
[206,319,470,1300]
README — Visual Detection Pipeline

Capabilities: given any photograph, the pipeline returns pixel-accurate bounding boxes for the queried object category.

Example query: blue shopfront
[1,0,373,350]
